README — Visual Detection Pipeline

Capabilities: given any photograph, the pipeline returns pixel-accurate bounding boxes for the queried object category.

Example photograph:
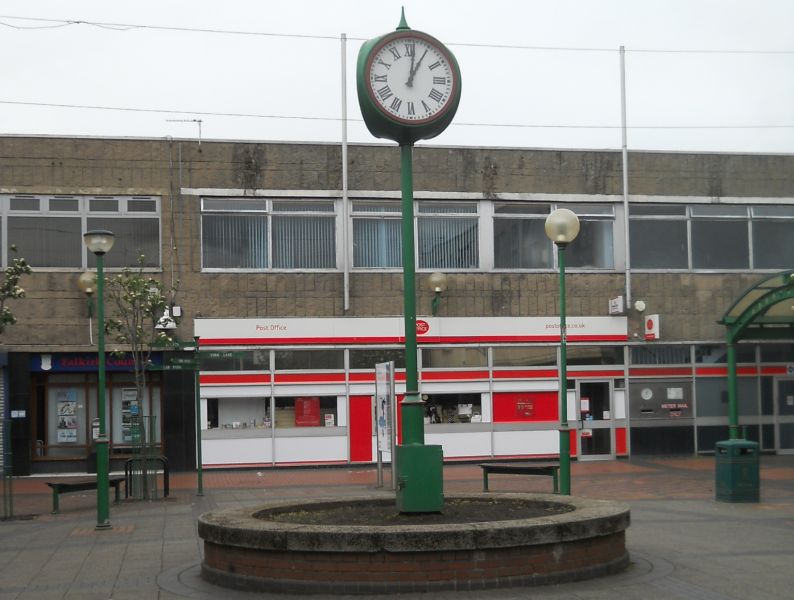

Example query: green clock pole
[395,143,444,513]
[357,10,459,513]
[399,143,422,445]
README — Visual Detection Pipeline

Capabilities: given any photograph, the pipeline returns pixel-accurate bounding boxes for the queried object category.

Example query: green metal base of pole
[95,437,112,530]
[395,443,443,513]
[559,427,571,495]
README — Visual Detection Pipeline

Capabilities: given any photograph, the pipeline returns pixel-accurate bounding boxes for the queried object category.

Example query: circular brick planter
[198,493,630,595]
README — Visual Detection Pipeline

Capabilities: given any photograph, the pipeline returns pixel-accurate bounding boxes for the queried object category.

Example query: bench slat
[480,463,561,494]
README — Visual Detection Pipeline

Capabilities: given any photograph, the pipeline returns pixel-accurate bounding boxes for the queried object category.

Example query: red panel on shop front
[493,392,558,422]
[615,427,628,455]
[569,430,577,457]
[349,396,372,462]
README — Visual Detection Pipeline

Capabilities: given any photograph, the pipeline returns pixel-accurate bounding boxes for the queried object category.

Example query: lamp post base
[94,437,112,530]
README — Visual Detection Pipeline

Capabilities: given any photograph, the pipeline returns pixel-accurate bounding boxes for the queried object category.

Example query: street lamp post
[545,209,580,496]
[83,229,115,529]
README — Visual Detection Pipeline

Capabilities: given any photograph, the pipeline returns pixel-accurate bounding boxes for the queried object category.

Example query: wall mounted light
[77,271,97,345]
[428,272,448,316]
[77,271,96,316]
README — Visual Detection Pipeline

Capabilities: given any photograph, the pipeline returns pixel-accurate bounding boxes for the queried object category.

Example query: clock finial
[396,6,409,30]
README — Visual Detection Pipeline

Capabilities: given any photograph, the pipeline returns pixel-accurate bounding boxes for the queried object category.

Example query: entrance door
[577,381,614,460]
[775,379,794,454]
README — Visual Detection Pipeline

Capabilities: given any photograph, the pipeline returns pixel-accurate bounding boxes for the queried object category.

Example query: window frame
[0,194,161,270]
[200,197,340,272]
[629,202,794,273]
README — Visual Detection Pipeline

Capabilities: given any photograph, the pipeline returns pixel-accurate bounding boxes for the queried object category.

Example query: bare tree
[0,246,32,335]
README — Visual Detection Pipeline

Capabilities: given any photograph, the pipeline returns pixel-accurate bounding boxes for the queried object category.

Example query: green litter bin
[715,439,759,503]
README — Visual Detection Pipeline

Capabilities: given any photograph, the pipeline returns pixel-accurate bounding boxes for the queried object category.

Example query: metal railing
[126,416,161,500]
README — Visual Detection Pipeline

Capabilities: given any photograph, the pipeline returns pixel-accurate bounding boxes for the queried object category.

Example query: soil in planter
[257,498,573,526]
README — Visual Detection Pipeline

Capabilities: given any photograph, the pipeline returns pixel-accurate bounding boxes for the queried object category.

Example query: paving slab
[0,455,792,599]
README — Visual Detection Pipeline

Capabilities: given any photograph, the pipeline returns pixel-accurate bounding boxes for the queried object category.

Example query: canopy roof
[719,271,794,343]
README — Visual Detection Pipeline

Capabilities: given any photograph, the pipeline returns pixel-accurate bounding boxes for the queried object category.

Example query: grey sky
[1,0,792,153]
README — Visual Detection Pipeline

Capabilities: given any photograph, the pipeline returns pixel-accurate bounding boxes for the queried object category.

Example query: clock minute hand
[406,49,428,88]
[406,52,416,88]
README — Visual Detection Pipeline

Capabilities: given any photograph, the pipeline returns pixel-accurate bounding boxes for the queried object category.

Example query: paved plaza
[1,455,793,599]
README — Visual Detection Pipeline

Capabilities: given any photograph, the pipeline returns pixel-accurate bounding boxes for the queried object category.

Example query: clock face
[641,388,653,401]
[366,32,457,125]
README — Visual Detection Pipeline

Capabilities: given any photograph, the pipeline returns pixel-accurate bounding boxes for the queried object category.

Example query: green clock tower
[357,10,462,513]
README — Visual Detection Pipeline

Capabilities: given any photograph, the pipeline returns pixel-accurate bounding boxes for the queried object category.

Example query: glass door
[577,381,614,460]
[775,379,794,454]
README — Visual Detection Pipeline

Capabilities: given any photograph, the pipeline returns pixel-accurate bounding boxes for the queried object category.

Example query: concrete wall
[1,136,792,350]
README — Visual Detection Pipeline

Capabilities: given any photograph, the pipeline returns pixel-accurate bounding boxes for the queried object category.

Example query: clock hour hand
[406,49,428,88]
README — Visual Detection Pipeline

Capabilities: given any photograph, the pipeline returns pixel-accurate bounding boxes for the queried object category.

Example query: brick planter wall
[199,493,630,594]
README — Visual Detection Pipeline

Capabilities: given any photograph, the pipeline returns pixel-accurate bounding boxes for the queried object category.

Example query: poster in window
[56,389,78,443]
[295,397,321,427]
[121,388,139,443]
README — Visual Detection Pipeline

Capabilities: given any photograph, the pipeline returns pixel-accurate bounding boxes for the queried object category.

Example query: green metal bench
[46,475,126,514]
[480,462,561,494]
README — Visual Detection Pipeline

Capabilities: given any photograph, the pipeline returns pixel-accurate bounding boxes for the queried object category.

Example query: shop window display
[275,396,338,428]
[423,393,482,424]
[33,372,162,459]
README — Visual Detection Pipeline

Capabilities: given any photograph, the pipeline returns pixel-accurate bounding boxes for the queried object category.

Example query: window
[629,205,688,269]
[695,377,758,417]
[492,346,557,367]
[275,396,338,428]
[272,201,335,268]
[422,347,487,368]
[630,203,794,271]
[352,201,402,268]
[760,343,794,362]
[2,195,160,269]
[695,344,756,363]
[417,202,479,269]
[87,216,159,268]
[199,350,269,371]
[493,203,552,269]
[213,397,270,429]
[201,198,336,270]
[564,204,615,269]
[274,350,344,370]
[32,371,162,459]
[566,346,623,365]
[690,205,749,269]
[631,344,691,365]
[423,393,482,424]
[349,348,406,369]
[751,206,794,269]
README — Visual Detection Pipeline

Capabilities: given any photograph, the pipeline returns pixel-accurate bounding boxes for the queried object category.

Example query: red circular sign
[416,320,430,335]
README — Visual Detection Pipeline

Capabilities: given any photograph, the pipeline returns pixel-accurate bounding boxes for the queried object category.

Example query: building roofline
[0,132,792,158]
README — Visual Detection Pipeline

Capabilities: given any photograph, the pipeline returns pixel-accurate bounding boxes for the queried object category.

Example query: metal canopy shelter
[719,271,794,439]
